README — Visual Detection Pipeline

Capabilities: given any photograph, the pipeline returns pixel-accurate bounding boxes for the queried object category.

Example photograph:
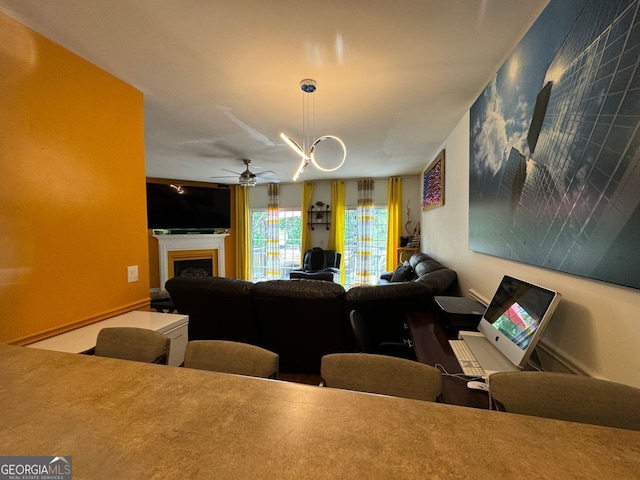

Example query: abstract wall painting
[422,149,445,212]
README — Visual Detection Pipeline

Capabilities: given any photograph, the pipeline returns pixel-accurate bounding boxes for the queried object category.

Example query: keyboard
[449,340,486,377]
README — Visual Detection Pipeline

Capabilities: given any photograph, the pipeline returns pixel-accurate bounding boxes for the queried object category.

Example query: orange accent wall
[0,12,149,344]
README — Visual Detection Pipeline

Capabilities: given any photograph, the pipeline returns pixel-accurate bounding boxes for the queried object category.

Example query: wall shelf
[308,204,331,231]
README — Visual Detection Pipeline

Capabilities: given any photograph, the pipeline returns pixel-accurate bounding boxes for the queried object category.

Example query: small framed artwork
[422,149,445,211]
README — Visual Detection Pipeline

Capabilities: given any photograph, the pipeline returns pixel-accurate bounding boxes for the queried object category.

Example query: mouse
[466,380,489,392]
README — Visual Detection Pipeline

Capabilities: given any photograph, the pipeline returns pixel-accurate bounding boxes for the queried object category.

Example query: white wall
[249,177,420,248]
[422,111,640,387]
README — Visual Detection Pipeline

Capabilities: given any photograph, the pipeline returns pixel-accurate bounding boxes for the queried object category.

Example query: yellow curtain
[329,180,346,284]
[386,177,402,271]
[234,185,251,280]
[300,182,314,265]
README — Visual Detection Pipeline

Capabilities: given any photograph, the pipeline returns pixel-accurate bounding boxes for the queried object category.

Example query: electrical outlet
[127,265,139,283]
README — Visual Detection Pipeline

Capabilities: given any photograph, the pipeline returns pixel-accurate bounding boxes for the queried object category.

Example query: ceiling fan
[210,159,280,187]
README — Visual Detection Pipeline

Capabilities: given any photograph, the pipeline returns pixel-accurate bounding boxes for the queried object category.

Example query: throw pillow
[390,264,415,282]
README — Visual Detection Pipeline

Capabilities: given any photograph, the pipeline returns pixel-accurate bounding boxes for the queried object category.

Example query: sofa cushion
[413,258,447,277]
[252,280,348,374]
[409,252,435,269]
[166,276,259,344]
[414,268,457,294]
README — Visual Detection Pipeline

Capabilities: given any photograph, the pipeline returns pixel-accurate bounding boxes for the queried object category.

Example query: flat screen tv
[146,182,231,230]
[477,275,561,369]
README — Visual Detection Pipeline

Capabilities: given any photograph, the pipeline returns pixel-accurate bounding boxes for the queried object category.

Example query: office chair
[95,327,170,364]
[350,310,415,359]
[320,353,442,402]
[183,340,279,379]
[489,371,640,431]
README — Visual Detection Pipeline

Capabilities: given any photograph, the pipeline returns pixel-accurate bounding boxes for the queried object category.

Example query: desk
[27,310,188,366]
[1,345,639,479]
[406,311,489,409]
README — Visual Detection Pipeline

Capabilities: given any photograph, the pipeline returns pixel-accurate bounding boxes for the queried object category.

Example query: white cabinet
[28,311,189,366]
[163,322,188,366]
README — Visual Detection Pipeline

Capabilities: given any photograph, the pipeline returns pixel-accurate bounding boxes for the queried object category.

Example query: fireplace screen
[174,258,213,278]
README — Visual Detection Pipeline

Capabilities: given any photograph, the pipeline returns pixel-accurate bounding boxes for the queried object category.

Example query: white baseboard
[535,342,586,375]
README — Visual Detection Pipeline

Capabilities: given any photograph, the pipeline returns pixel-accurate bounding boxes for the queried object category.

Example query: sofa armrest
[415,268,457,294]
[379,271,393,281]
[323,267,340,274]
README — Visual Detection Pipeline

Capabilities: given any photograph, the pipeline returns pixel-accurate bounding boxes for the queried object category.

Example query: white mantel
[154,234,228,291]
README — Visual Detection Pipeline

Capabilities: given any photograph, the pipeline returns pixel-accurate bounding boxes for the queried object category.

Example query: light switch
[127,265,139,283]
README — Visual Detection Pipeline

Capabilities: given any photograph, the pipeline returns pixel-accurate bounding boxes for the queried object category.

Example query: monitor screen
[478,275,561,368]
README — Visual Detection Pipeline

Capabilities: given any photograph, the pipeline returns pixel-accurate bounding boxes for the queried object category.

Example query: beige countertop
[1,344,639,479]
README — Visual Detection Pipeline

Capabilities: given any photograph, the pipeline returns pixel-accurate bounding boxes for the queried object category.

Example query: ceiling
[0,0,549,185]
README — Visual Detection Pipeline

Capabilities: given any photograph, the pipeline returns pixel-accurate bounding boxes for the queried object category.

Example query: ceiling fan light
[235,159,258,187]
[239,176,257,187]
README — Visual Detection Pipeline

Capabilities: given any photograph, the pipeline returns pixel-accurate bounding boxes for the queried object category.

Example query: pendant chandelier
[280,79,347,181]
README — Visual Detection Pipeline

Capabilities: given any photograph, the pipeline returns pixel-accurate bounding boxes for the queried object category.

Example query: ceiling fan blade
[209,158,279,186]
[256,176,280,184]
[255,170,278,178]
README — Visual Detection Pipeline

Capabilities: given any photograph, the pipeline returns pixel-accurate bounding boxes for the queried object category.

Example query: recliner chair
[289,247,341,282]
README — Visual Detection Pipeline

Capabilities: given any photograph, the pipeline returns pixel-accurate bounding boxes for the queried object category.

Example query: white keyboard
[449,340,486,378]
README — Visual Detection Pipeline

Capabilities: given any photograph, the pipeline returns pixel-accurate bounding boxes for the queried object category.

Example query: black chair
[350,310,415,360]
[289,247,341,282]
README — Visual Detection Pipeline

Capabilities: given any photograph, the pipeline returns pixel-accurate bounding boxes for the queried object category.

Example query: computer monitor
[477,275,561,369]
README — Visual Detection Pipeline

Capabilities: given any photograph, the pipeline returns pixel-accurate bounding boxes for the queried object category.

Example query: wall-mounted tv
[146,182,231,231]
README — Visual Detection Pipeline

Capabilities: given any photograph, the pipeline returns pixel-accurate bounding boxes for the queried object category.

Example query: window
[343,207,388,287]
[251,206,387,286]
[251,210,302,281]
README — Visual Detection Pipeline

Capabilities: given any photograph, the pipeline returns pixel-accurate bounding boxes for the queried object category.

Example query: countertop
[1,345,639,479]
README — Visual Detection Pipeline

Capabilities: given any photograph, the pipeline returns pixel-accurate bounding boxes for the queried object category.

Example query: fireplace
[174,258,213,278]
[154,234,228,291]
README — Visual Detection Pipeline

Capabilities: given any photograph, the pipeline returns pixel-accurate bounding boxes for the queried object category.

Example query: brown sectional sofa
[165,253,458,374]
